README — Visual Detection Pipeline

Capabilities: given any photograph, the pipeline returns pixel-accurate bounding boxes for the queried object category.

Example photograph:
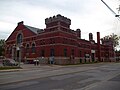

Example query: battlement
[101,36,113,41]
[45,14,71,25]
[101,36,113,46]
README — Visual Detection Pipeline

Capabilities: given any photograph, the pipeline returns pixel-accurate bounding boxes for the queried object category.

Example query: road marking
[0,81,39,89]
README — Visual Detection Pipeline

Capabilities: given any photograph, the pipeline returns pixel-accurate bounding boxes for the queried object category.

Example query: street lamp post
[16,43,23,67]
[16,46,20,67]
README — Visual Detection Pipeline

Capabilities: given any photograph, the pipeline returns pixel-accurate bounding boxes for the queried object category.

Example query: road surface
[0,63,120,90]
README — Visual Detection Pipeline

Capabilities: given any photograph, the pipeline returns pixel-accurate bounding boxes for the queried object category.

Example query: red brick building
[5,14,115,64]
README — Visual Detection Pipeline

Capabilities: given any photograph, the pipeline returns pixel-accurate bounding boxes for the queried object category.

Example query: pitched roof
[25,25,43,34]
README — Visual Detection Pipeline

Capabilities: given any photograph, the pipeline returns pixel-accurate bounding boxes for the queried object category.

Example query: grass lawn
[0,66,22,70]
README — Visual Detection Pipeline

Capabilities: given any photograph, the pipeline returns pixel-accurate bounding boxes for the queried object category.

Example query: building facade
[5,14,115,64]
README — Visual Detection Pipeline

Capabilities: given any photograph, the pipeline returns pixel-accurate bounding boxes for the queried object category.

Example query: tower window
[17,34,22,44]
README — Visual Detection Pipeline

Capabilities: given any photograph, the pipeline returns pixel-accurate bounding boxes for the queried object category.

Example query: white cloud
[0,21,16,39]
[0,0,119,41]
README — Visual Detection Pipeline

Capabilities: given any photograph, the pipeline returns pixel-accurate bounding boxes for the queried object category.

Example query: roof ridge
[24,25,41,34]
[25,25,40,30]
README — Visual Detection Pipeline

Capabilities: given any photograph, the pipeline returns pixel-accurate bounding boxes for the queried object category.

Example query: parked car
[2,59,18,66]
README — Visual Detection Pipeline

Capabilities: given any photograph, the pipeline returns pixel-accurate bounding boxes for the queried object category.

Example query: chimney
[18,21,24,25]
[97,32,101,62]
[76,29,81,39]
[89,33,93,41]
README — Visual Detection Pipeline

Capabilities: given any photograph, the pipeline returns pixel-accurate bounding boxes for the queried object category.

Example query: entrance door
[91,53,95,62]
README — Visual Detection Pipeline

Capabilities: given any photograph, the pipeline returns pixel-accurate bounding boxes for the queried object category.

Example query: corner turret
[45,14,71,28]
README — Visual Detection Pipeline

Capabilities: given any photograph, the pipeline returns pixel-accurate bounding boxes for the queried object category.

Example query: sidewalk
[0,62,113,72]
[0,62,116,72]
[22,64,64,69]
[0,64,64,72]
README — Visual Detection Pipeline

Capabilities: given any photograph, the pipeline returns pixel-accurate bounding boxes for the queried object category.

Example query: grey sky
[0,0,120,41]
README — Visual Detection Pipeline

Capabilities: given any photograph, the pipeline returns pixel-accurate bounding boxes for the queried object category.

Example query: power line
[101,0,120,20]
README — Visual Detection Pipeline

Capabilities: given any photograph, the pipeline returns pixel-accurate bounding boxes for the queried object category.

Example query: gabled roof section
[25,25,42,34]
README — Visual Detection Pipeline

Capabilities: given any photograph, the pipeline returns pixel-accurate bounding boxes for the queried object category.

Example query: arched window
[17,34,22,44]
[32,43,36,53]
[26,44,29,53]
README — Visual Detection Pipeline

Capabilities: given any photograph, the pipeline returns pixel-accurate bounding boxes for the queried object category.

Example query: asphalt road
[0,63,120,90]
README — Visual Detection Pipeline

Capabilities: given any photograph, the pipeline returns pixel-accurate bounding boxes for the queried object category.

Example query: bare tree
[0,39,5,56]
[110,33,120,48]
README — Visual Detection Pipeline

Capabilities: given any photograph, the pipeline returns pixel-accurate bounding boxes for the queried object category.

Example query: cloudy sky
[0,0,120,41]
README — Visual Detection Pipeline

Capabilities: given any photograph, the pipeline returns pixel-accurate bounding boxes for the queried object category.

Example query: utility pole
[101,0,120,18]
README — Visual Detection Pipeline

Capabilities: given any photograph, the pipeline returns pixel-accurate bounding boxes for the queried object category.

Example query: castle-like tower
[45,14,71,33]
[45,14,71,28]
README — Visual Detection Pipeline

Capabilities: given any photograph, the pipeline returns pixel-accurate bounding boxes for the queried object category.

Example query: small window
[71,49,74,56]
[41,50,45,57]
[26,44,29,53]
[64,49,67,57]
[80,50,82,57]
[32,43,36,53]
[50,49,54,56]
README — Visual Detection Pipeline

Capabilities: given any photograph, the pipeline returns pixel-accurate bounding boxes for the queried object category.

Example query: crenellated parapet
[101,36,113,46]
[45,14,71,25]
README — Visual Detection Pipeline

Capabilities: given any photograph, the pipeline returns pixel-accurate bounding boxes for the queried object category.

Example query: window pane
[41,50,45,57]
[50,49,54,56]
[32,43,35,53]
[17,34,22,44]
[26,44,29,53]
[64,49,67,57]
